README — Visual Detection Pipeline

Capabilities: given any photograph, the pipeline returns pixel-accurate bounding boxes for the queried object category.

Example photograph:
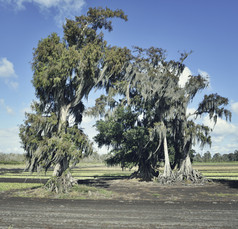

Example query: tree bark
[177,153,204,183]
[162,136,172,177]
[46,105,77,193]
[158,136,174,184]
[53,157,69,177]
[131,159,158,181]
[58,105,70,133]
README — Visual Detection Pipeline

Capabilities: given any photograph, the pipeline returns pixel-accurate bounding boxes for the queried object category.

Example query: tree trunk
[45,158,76,193]
[158,136,174,183]
[58,105,70,133]
[177,153,205,183]
[45,105,77,193]
[162,136,172,177]
[131,160,158,181]
[53,157,69,177]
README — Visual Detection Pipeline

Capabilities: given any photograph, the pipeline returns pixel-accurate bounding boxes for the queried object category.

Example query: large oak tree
[19,7,129,192]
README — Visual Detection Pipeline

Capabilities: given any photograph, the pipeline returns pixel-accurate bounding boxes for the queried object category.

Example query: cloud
[203,115,237,136]
[1,0,86,26]
[0,57,16,78]
[198,115,238,154]
[0,98,14,114]
[0,57,18,89]
[179,67,211,89]
[198,69,211,88]
[0,127,23,154]
[179,66,191,88]
[231,102,238,115]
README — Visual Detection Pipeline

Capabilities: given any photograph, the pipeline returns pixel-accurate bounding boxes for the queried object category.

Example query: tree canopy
[92,46,231,182]
[19,7,130,192]
[20,7,232,189]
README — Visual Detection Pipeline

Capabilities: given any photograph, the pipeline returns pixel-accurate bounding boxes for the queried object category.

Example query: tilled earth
[0,174,238,228]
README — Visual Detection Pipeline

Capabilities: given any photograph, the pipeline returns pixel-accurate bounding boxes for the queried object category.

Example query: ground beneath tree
[0,176,238,228]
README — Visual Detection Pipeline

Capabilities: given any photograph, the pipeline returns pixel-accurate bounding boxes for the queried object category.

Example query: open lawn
[193,162,238,180]
[0,161,238,183]
[0,161,237,199]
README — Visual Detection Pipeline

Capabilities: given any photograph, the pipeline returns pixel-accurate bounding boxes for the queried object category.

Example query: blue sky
[0,0,238,156]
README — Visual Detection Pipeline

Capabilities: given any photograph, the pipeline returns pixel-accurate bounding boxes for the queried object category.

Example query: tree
[212,153,222,162]
[19,7,129,192]
[175,92,231,182]
[93,46,231,183]
[203,151,212,162]
[233,150,238,161]
[93,47,188,181]
[194,153,203,162]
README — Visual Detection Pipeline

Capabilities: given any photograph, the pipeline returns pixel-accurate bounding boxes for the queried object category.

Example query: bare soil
[0,169,238,228]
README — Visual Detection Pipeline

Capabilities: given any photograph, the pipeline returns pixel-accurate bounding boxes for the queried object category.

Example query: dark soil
[0,169,238,228]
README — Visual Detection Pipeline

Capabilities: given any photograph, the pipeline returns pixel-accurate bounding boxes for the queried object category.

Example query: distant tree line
[0,152,105,164]
[0,152,25,164]
[193,150,238,162]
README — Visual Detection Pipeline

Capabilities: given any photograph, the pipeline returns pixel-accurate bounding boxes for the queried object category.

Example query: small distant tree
[203,151,212,162]
[234,150,238,161]
[212,153,222,162]
[193,153,203,162]
[221,154,229,162]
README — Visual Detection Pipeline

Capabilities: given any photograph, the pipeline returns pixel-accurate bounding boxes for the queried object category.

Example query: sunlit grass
[1,162,238,193]
[0,182,42,192]
[14,184,115,200]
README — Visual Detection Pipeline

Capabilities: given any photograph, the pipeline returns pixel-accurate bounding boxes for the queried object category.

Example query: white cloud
[179,66,191,88]
[203,115,237,136]
[0,57,18,89]
[231,102,238,115]
[1,0,86,26]
[0,98,14,114]
[179,67,211,89]
[196,115,238,155]
[6,106,14,114]
[0,57,16,78]
[198,69,211,88]
[0,127,23,154]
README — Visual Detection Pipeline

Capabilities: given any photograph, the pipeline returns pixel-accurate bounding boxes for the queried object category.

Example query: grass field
[193,162,238,180]
[0,161,237,200]
[0,163,134,180]
[0,162,237,190]
[0,162,238,180]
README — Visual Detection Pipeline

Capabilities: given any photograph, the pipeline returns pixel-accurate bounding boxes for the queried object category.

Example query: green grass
[0,182,42,192]
[0,163,131,198]
[1,161,238,197]
[193,162,238,180]
[14,184,115,200]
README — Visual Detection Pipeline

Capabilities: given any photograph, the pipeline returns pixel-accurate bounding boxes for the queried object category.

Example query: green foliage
[91,44,232,181]
[193,150,238,163]
[19,7,129,180]
[95,106,151,169]
[0,153,24,164]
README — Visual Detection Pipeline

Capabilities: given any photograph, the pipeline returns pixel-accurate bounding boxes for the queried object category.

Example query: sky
[0,0,238,156]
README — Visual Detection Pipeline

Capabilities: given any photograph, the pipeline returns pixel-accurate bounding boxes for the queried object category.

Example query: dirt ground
[0,175,238,228]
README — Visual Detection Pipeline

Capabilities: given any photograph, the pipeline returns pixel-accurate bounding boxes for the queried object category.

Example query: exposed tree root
[157,170,208,185]
[157,154,208,184]
[130,167,159,181]
[175,169,207,183]
[45,172,77,193]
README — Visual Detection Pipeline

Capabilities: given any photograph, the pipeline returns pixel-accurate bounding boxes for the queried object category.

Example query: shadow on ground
[214,179,238,189]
